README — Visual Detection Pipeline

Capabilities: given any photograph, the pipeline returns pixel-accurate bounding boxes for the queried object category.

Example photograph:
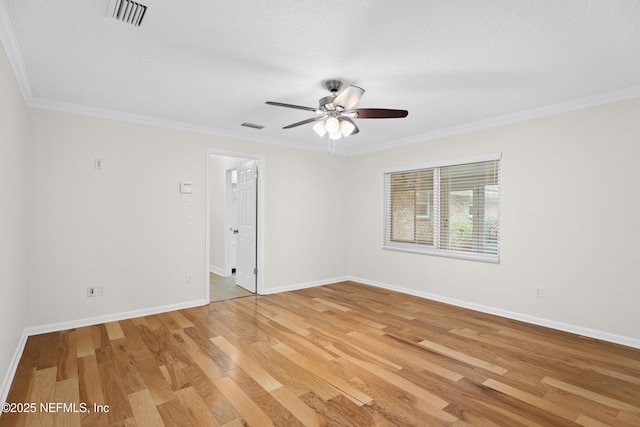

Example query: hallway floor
[210,272,254,302]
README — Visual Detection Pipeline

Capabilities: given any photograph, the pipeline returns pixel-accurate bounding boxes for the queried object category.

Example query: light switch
[180,182,193,194]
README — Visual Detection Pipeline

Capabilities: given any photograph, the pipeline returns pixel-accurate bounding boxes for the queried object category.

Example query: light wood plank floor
[2,281,640,426]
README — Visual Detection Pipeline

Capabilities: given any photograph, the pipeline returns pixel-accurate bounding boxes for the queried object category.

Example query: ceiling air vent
[108,0,147,26]
[241,123,264,130]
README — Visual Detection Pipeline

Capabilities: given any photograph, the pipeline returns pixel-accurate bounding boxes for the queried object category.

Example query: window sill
[383,242,500,264]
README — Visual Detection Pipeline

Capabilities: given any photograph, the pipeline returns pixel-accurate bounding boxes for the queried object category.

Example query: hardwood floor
[2,281,640,426]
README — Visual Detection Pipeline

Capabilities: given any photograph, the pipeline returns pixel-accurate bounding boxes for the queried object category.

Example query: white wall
[24,108,351,327]
[348,98,640,343]
[0,41,28,401]
[25,110,208,326]
[264,148,351,289]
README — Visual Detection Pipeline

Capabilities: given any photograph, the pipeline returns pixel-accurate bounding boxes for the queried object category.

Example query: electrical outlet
[535,287,544,298]
[186,273,192,284]
[98,286,105,296]
[87,286,97,297]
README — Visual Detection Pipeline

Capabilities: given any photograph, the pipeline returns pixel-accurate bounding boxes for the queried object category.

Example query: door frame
[205,148,265,300]
[223,167,235,278]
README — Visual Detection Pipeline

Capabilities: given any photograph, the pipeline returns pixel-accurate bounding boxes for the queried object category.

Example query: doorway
[209,273,253,302]
[205,150,264,302]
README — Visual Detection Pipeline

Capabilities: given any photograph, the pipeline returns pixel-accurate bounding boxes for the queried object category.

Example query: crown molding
[29,86,640,158]
[27,96,330,154]
[350,86,640,156]
[0,0,32,100]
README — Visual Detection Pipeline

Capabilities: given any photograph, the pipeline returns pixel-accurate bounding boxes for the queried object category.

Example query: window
[384,154,501,262]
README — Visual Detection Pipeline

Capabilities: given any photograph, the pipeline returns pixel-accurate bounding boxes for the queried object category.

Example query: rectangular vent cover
[241,122,265,130]
[108,0,147,26]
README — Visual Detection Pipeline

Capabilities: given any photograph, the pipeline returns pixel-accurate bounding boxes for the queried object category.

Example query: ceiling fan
[266,80,408,153]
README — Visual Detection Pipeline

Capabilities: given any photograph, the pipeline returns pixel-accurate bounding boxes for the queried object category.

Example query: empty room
[1,1,639,426]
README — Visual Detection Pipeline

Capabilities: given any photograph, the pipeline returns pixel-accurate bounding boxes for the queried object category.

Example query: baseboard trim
[0,330,29,406]
[25,299,208,337]
[262,276,351,295]
[349,276,640,350]
[209,265,225,276]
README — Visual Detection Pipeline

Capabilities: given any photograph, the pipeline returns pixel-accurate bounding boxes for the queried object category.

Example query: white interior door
[235,160,257,292]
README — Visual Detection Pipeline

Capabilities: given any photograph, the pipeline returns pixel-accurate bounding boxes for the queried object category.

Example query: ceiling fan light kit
[312,120,326,137]
[266,79,408,154]
[325,116,340,134]
[340,119,356,136]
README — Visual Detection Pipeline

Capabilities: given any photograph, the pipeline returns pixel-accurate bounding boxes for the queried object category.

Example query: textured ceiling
[2,0,640,154]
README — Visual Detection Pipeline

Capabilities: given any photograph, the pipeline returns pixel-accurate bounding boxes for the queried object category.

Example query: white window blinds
[384,154,501,262]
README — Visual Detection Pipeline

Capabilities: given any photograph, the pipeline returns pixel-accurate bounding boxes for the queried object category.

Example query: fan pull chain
[328,139,337,155]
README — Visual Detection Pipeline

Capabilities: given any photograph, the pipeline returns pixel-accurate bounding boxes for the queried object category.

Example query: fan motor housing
[319,96,337,111]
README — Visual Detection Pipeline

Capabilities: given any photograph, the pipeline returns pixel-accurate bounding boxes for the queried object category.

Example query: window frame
[383,153,501,263]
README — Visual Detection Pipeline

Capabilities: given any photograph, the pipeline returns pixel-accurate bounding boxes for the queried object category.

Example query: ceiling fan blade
[333,85,365,110]
[266,101,318,112]
[352,108,408,119]
[282,116,324,129]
